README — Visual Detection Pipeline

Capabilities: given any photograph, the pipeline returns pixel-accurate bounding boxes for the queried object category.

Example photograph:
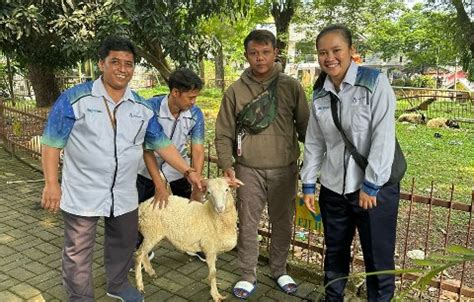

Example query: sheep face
[446,119,460,129]
[205,178,231,214]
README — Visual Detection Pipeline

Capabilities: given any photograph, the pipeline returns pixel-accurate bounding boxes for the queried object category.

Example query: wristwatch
[184,167,196,178]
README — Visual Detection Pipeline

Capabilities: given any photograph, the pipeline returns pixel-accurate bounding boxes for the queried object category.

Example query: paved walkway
[0,144,324,302]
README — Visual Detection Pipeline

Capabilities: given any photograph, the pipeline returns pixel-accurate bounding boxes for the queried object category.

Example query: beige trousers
[235,162,297,283]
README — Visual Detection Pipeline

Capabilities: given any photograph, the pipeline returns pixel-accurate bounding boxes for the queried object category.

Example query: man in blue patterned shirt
[136,68,206,262]
[137,68,205,204]
[41,36,202,302]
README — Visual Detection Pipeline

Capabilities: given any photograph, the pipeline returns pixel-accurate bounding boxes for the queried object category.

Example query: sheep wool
[135,177,238,302]
[427,118,460,129]
[397,112,425,124]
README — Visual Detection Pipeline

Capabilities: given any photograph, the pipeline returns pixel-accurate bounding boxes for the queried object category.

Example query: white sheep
[397,112,426,124]
[426,118,460,129]
[135,177,243,302]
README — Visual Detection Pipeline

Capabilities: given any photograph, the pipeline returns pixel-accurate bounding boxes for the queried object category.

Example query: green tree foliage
[198,0,269,90]
[0,0,251,106]
[426,0,473,80]
[113,0,251,80]
[271,0,299,70]
[366,4,459,74]
[293,0,405,59]
[0,0,114,107]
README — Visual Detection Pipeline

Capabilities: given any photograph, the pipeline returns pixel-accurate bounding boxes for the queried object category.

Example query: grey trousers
[235,163,297,283]
[62,209,138,302]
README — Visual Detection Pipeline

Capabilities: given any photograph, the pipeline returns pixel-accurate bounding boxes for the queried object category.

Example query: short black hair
[167,68,203,92]
[316,24,353,49]
[243,29,276,51]
[98,36,137,61]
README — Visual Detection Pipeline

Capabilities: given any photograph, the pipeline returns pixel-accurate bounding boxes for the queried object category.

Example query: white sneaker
[186,251,206,262]
[147,251,155,261]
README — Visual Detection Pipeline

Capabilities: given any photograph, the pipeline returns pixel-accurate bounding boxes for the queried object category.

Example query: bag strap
[329,92,368,171]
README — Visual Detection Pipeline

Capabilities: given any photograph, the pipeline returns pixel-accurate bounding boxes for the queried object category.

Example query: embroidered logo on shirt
[129,113,143,119]
[317,106,329,111]
[87,108,103,113]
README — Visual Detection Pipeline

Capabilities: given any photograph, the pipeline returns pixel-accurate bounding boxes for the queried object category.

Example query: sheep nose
[215,205,225,213]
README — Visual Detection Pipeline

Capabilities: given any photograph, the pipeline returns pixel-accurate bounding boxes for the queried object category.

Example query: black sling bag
[329,92,407,186]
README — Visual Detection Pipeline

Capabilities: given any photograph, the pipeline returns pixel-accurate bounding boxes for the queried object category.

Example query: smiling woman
[301,24,401,301]
[315,27,354,91]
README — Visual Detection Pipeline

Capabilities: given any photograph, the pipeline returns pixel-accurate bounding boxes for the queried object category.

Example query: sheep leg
[206,252,225,301]
[134,247,146,292]
[139,235,162,278]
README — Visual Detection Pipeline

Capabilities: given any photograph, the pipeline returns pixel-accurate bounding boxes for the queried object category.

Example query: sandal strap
[277,274,296,287]
[234,280,255,293]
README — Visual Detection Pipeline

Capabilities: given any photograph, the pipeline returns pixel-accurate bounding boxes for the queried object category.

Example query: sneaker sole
[186,251,206,262]
[106,292,145,302]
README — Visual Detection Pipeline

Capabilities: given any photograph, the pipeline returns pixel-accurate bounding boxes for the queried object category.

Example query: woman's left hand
[359,190,377,210]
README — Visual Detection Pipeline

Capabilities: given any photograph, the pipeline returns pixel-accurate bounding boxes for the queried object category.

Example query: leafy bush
[406,75,436,88]
[391,78,406,86]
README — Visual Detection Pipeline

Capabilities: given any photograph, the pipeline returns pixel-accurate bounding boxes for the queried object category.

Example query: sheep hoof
[148,269,156,278]
[136,285,145,293]
[211,293,225,301]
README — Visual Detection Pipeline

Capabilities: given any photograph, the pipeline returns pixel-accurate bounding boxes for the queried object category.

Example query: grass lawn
[397,124,474,203]
[138,86,474,204]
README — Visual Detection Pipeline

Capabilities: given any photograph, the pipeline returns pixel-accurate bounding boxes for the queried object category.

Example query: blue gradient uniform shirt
[138,95,204,182]
[42,78,171,217]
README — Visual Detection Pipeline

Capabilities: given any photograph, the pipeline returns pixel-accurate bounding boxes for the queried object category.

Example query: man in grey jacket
[215,29,309,299]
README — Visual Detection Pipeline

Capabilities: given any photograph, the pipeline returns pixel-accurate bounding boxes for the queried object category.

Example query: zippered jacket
[215,63,309,171]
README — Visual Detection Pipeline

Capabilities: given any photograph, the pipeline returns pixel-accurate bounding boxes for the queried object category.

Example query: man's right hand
[152,189,170,210]
[41,182,61,213]
[224,167,236,180]
[186,170,203,192]
[303,194,317,213]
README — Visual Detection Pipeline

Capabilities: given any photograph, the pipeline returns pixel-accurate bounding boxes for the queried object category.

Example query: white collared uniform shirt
[138,95,204,182]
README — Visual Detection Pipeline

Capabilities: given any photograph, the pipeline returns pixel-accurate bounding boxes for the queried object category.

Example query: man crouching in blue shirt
[40,36,202,302]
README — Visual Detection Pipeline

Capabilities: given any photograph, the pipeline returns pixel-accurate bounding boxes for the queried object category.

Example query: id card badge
[237,131,244,156]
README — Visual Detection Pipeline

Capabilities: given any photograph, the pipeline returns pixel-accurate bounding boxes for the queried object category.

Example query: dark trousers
[136,174,191,203]
[61,209,138,301]
[319,184,399,302]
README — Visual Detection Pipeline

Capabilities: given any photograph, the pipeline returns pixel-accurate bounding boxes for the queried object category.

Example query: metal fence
[393,87,474,128]
[0,100,473,300]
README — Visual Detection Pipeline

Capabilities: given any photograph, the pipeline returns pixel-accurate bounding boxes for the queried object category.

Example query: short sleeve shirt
[138,95,204,182]
[42,78,171,217]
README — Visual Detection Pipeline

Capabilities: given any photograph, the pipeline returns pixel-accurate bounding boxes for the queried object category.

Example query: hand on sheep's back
[152,188,170,209]
[190,187,204,202]
[41,182,62,213]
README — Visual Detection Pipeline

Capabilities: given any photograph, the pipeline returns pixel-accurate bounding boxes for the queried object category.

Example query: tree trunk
[271,0,297,71]
[27,63,60,108]
[199,60,205,80]
[6,56,15,100]
[451,0,474,56]
[214,42,225,92]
